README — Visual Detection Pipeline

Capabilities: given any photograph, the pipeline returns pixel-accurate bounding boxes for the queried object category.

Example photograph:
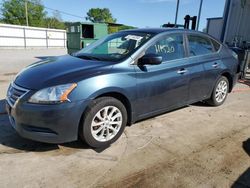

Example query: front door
[134,33,190,118]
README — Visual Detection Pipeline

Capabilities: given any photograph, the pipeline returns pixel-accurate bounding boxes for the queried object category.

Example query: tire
[206,76,229,106]
[80,97,127,148]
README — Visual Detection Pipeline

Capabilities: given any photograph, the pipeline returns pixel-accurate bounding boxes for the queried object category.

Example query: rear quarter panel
[217,45,238,90]
[220,45,238,72]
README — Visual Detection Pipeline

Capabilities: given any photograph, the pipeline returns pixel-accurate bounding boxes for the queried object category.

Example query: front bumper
[6,99,89,144]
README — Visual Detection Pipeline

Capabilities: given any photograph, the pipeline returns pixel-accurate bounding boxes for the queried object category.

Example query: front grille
[6,83,29,107]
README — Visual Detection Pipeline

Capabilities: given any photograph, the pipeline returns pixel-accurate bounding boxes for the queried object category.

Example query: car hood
[14,55,113,90]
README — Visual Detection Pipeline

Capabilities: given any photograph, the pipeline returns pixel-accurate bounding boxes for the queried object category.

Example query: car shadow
[190,101,211,107]
[231,138,250,187]
[0,99,109,153]
[0,113,60,152]
[242,138,250,157]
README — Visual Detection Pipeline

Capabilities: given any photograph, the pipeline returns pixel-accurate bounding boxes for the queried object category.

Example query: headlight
[28,83,77,104]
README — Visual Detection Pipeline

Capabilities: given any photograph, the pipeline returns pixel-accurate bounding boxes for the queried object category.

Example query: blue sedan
[6,28,239,148]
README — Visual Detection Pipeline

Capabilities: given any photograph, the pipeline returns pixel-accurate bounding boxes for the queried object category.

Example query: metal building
[206,17,223,40]
[206,0,250,78]
[207,0,250,48]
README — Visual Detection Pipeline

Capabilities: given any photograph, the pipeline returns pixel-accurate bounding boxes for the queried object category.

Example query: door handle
[212,62,219,68]
[177,68,188,74]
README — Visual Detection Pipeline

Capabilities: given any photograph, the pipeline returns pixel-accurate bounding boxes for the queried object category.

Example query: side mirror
[138,54,162,65]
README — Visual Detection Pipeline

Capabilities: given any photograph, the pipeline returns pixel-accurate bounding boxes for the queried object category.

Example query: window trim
[131,31,222,66]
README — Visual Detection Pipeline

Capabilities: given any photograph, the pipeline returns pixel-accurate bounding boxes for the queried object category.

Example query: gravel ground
[0,49,249,188]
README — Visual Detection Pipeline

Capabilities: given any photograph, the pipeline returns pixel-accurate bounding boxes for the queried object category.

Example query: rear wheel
[80,97,127,148]
[206,76,229,106]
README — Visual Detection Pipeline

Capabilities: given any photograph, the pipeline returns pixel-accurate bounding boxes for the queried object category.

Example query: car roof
[121,28,177,34]
[121,28,207,35]
[118,28,222,44]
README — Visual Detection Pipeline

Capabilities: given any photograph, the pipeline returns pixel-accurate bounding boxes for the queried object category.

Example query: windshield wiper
[75,54,102,61]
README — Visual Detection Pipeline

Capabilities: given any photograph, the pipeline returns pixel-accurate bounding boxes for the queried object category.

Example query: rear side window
[188,35,214,56]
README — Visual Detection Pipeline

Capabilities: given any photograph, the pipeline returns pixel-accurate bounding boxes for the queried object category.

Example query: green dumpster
[67,22,108,54]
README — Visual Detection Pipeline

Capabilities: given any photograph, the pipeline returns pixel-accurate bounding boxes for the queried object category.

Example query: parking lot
[0,49,250,188]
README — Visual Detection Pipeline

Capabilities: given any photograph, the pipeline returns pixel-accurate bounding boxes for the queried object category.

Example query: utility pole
[174,0,180,27]
[25,0,29,26]
[196,0,203,30]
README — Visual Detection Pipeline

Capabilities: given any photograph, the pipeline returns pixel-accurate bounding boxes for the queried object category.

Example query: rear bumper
[6,99,89,144]
[232,73,240,88]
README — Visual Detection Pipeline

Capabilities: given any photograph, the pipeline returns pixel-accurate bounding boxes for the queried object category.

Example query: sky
[0,0,226,31]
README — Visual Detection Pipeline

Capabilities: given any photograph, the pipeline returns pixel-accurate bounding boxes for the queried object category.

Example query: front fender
[69,71,137,103]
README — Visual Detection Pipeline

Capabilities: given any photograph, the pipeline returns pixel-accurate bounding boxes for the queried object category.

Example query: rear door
[134,33,190,117]
[186,34,222,102]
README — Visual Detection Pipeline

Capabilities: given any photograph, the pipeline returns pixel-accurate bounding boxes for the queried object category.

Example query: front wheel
[206,76,229,106]
[80,97,127,148]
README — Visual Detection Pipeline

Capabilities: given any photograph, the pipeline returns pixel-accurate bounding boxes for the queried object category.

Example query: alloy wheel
[215,80,228,103]
[90,106,123,142]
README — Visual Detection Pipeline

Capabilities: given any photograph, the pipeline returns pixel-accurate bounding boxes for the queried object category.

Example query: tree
[108,24,136,34]
[44,10,65,29]
[118,25,136,31]
[1,0,46,27]
[44,17,65,29]
[85,8,117,23]
[52,10,62,22]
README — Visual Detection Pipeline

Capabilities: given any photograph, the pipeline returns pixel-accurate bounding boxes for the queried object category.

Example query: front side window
[188,35,214,56]
[74,32,154,62]
[145,34,185,62]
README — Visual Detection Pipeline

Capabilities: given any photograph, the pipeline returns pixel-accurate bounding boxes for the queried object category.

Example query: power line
[44,6,85,19]
[0,1,85,20]
[28,0,85,19]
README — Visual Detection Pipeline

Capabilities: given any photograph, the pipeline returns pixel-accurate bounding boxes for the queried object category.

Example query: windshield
[74,32,154,62]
